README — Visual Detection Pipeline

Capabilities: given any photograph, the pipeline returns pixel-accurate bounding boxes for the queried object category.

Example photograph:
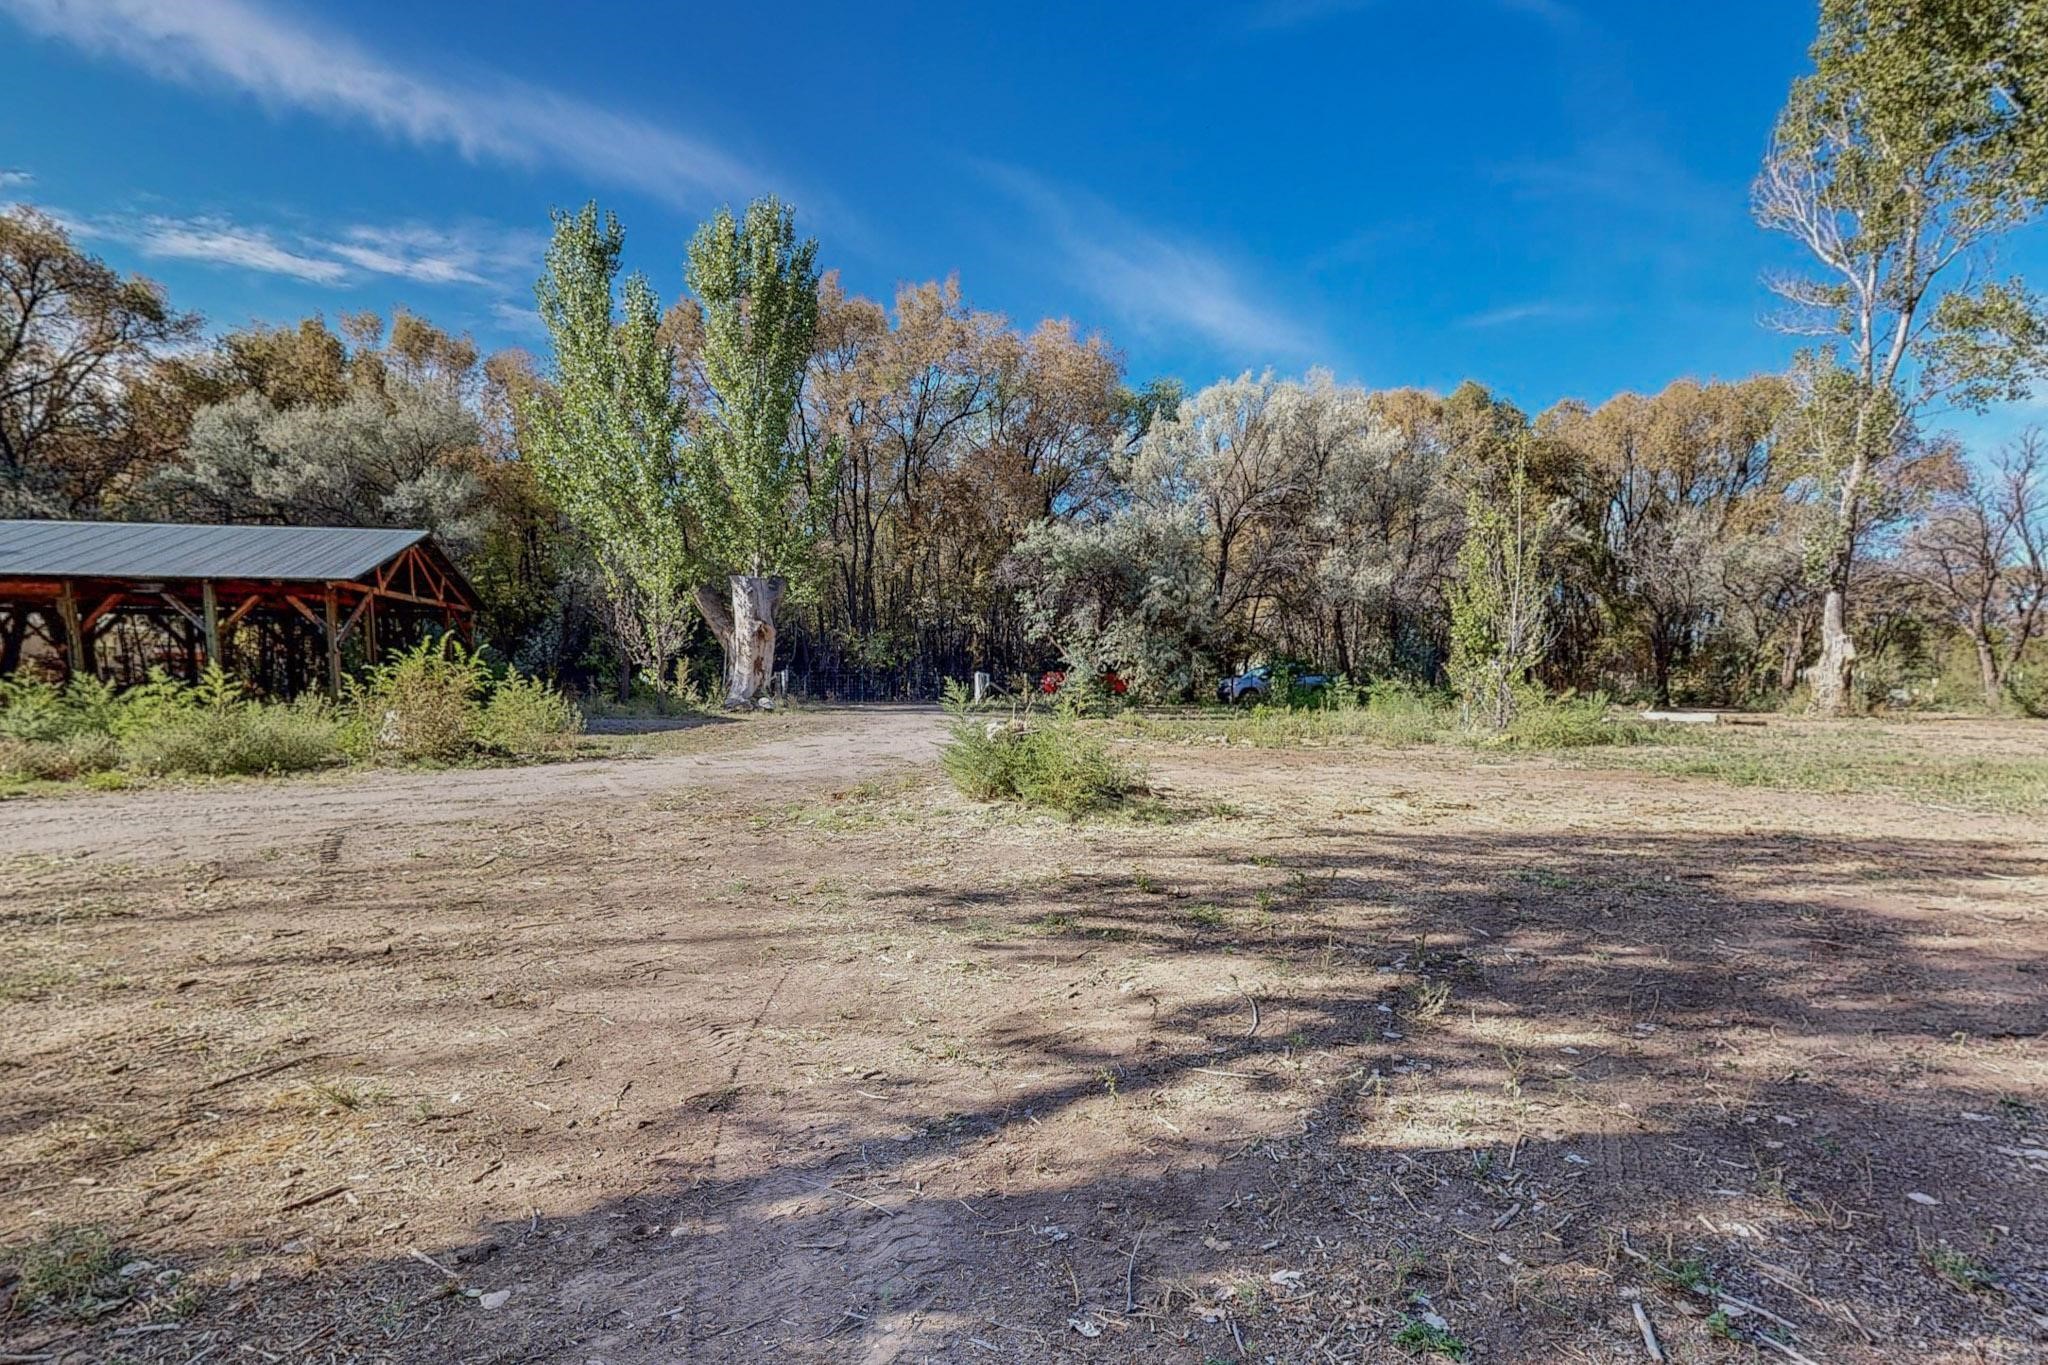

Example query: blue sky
[3,0,2041,446]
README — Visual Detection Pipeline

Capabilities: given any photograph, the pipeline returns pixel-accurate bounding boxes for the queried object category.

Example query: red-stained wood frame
[0,541,476,695]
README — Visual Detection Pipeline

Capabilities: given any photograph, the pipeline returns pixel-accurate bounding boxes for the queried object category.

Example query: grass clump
[11,1224,127,1321]
[1925,1245,1996,1293]
[1491,690,1643,749]
[939,681,1140,816]
[124,696,342,777]
[1392,1314,1469,1359]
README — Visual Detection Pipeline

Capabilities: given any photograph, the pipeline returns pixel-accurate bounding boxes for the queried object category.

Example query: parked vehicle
[1216,663,1330,704]
[1040,665,1128,696]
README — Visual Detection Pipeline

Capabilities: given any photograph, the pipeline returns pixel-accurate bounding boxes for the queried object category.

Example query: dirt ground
[2,707,2044,1363]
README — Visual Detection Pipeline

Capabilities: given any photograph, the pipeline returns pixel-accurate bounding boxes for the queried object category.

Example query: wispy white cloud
[0,168,32,190]
[487,299,544,335]
[61,206,540,292]
[100,214,351,284]
[981,165,1320,363]
[0,0,772,212]
[328,223,544,288]
[1457,300,1593,329]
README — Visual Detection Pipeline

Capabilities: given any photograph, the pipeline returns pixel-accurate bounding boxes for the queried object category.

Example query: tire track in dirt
[695,961,797,1189]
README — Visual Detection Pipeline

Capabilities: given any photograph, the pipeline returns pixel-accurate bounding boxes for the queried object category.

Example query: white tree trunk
[696,576,784,706]
[1806,587,1856,715]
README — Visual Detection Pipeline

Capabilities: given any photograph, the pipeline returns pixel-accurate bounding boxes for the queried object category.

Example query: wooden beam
[158,592,203,631]
[336,592,373,645]
[323,586,342,698]
[282,593,324,629]
[80,593,127,632]
[222,594,261,632]
[57,581,87,681]
[201,581,221,665]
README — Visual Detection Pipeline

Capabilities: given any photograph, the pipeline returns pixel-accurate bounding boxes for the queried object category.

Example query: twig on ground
[1716,1292,1801,1336]
[1630,1298,1665,1361]
[196,1052,327,1094]
[1123,1223,1147,1313]
[798,1176,893,1214]
[408,1247,459,1280]
[1753,1334,1824,1365]
[278,1183,349,1212]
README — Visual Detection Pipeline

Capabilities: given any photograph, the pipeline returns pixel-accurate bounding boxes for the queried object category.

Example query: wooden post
[363,596,379,664]
[201,581,221,671]
[323,586,342,698]
[57,580,87,681]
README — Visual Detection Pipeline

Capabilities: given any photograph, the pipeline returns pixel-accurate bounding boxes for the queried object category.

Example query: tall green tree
[683,197,836,703]
[523,203,694,694]
[1754,0,2048,712]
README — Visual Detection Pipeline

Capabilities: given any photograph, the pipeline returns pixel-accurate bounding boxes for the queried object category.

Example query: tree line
[3,0,2044,714]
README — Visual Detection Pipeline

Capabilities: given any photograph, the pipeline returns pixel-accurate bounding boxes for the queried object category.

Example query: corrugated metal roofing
[0,520,432,582]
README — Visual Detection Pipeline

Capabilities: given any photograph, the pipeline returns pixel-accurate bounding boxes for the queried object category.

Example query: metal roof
[0,520,435,582]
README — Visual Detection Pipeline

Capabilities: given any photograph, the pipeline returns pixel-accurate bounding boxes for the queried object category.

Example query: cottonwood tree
[0,207,198,514]
[1754,0,2048,712]
[684,197,836,704]
[523,203,695,693]
[1545,378,1789,704]
[1904,431,2048,706]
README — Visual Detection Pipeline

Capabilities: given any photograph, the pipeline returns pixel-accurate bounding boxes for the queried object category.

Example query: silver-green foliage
[154,387,486,555]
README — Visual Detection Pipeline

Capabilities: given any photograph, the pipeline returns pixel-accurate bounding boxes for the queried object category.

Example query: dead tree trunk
[1806,586,1856,715]
[695,575,785,706]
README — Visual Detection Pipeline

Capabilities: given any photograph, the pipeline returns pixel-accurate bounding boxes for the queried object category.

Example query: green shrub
[1359,680,1454,743]
[940,682,1140,815]
[1,645,577,781]
[344,638,583,764]
[1489,690,1642,750]
[0,677,81,741]
[344,638,491,763]
[477,671,583,756]
[124,697,341,776]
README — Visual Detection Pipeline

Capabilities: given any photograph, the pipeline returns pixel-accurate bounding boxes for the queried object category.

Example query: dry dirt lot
[1,708,2044,1363]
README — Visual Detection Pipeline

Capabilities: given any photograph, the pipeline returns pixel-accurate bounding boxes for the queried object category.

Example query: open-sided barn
[0,520,477,696]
